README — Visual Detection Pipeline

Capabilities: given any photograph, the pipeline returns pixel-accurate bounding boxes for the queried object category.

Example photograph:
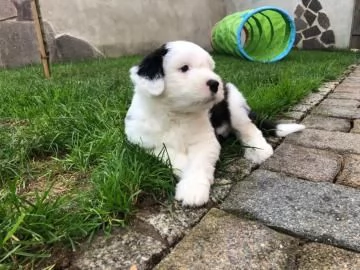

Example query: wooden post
[30,0,51,78]
[350,0,360,48]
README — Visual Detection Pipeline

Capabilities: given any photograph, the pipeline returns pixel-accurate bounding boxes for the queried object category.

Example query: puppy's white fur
[126,41,223,206]
[226,83,274,163]
[125,40,302,206]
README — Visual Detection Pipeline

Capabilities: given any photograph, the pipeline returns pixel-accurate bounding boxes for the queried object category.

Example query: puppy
[125,40,305,207]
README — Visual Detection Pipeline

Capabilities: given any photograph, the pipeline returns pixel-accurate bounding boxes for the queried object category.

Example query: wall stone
[55,34,104,61]
[12,0,32,21]
[39,0,226,57]
[0,21,57,68]
[0,0,17,21]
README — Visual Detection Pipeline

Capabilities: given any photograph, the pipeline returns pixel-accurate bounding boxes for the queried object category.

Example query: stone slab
[210,177,234,204]
[71,228,167,270]
[320,98,360,107]
[334,84,360,92]
[217,157,256,181]
[300,93,326,106]
[351,119,360,134]
[344,76,360,82]
[291,103,314,113]
[282,110,306,121]
[315,81,339,96]
[315,86,332,96]
[298,243,360,270]
[155,208,299,270]
[337,83,360,88]
[0,0,17,20]
[312,103,360,119]
[301,114,351,132]
[350,70,360,77]
[328,92,360,100]
[285,129,360,154]
[337,154,360,188]
[136,202,208,246]
[222,170,360,252]
[261,143,341,182]
[135,158,253,247]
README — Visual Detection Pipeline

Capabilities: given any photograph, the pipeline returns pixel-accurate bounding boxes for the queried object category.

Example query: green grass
[0,50,358,269]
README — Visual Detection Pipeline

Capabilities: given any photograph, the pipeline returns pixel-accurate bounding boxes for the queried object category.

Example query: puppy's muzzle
[207,80,219,94]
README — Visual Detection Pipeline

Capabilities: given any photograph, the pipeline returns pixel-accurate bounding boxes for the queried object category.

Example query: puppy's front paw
[175,175,210,207]
[244,138,273,164]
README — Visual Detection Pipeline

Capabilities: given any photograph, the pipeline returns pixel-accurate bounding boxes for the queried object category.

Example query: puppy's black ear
[130,44,168,96]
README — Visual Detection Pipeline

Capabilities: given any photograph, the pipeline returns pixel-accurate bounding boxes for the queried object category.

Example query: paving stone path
[69,65,360,270]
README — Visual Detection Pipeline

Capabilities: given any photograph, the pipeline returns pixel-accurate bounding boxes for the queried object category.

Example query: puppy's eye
[180,65,189,73]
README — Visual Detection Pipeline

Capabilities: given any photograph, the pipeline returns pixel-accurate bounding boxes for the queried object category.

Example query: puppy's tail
[249,111,305,137]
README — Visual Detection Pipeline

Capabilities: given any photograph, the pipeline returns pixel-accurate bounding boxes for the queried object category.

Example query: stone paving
[69,65,360,270]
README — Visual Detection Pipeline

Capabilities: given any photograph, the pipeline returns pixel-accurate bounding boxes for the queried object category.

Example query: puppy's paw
[244,138,274,164]
[175,175,210,207]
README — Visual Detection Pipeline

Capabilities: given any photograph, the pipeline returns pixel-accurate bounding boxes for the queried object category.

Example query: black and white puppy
[125,40,305,206]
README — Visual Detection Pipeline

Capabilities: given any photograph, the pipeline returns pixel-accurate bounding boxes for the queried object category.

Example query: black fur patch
[210,83,278,141]
[210,82,230,128]
[210,83,231,142]
[137,44,168,80]
[210,100,230,129]
[248,111,277,137]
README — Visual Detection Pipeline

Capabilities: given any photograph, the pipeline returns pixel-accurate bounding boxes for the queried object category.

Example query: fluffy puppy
[125,40,304,207]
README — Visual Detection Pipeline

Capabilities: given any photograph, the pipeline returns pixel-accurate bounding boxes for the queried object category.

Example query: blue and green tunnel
[211,6,296,63]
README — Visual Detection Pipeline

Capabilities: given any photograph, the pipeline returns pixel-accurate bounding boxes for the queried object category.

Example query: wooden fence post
[31,0,51,78]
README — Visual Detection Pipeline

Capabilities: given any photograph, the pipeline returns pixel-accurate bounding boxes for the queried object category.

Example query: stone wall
[0,0,356,68]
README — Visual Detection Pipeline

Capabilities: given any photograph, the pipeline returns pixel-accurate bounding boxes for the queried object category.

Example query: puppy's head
[130,40,224,112]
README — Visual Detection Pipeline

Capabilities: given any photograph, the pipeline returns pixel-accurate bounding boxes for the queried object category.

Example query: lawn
[0,50,359,269]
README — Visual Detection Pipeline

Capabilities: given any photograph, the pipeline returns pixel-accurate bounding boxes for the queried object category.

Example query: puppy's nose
[207,80,219,94]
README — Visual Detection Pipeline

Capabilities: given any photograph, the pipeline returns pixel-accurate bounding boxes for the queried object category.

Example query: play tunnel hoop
[211,6,296,63]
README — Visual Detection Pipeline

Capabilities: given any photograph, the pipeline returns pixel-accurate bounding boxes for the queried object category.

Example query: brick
[136,203,208,246]
[261,143,341,182]
[298,243,360,270]
[337,154,360,188]
[222,170,360,252]
[312,103,360,119]
[286,129,360,154]
[334,85,360,93]
[71,228,167,270]
[282,110,306,121]
[291,103,313,113]
[301,115,351,132]
[155,209,299,270]
[351,119,360,134]
[328,92,360,100]
[301,93,325,106]
[320,98,360,107]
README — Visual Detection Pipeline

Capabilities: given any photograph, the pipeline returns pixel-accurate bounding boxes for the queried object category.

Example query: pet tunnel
[211,6,296,63]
